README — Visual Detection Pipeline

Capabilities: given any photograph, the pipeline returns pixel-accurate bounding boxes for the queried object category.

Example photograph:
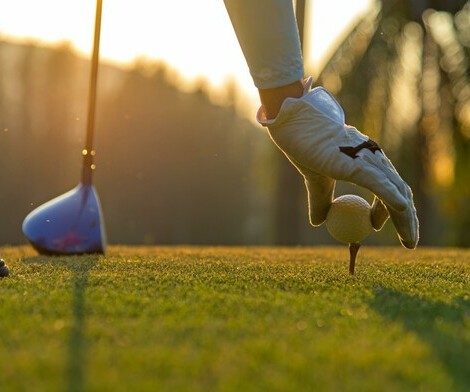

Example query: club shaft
[82,0,103,185]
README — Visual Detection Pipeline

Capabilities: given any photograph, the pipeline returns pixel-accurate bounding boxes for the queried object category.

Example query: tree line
[0,40,337,246]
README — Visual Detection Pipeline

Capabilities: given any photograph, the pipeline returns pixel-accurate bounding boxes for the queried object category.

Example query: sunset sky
[0,0,373,111]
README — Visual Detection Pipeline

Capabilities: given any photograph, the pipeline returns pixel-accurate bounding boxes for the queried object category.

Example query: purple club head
[23,184,106,255]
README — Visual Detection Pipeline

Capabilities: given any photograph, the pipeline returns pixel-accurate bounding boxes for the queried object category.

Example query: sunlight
[307,0,373,75]
[0,0,373,111]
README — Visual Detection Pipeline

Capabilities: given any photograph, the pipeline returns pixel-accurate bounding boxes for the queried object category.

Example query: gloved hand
[257,77,419,249]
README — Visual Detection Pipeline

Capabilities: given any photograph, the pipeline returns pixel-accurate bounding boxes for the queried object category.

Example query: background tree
[316,0,470,246]
[0,41,273,246]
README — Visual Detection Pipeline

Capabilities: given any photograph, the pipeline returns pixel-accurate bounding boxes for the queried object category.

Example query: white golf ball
[326,194,372,244]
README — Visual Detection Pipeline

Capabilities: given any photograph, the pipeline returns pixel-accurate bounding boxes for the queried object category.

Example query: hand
[257,78,419,248]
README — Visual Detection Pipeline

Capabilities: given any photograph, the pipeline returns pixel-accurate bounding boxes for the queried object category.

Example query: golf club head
[23,184,106,255]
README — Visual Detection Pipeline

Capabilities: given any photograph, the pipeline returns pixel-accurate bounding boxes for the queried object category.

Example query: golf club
[22,0,106,255]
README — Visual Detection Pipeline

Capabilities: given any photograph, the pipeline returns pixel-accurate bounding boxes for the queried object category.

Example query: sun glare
[0,0,373,111]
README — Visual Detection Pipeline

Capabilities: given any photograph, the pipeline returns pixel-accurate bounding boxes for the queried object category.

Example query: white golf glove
[258,77,419,249]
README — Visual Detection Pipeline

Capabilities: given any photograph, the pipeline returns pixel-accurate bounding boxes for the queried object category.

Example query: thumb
[370,196,390,231]
[304,173,335,226]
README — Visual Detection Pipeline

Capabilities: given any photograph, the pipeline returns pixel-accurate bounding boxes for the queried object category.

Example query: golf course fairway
[0,246,468,392]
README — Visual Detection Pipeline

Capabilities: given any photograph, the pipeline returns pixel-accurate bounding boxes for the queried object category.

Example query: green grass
[0,246,469,392]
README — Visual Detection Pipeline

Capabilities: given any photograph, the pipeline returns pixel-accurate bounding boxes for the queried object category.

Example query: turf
[0,246,469,392]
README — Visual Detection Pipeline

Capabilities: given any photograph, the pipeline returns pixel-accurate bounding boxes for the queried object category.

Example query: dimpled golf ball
[326,194,372,244]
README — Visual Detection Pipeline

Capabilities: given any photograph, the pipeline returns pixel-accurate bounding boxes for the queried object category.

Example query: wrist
[258,80,304,120]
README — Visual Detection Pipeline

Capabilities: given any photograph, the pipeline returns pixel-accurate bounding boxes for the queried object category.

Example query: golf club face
[22,184,106,255]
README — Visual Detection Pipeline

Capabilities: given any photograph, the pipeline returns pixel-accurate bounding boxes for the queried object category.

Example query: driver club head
[23,184,106,255]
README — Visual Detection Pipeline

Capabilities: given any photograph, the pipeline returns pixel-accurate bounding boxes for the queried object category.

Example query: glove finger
[370,196,389,231]
[304,172,335,226]
[352,152,419,248]
[386,183,419,249]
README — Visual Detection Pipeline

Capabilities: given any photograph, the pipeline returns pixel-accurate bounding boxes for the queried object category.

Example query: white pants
[223,0,304,89]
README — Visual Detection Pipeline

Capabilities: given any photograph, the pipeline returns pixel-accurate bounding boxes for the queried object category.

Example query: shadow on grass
[25,255,97,392]
[370,287,470,391]
[66,257,97,392]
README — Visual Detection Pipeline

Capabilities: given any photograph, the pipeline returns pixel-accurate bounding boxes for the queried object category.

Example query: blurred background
[0,0,469,247]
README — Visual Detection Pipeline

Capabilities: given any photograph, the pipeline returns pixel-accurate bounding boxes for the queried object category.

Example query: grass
[0,245,469,392]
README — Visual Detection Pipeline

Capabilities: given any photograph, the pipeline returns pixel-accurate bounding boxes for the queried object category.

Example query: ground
[0,245,469,392]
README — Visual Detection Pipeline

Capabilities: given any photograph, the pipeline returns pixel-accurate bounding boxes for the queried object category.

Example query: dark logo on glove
[339,139,382,159]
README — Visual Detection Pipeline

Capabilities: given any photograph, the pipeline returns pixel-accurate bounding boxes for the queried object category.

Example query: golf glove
[258,77,419,249]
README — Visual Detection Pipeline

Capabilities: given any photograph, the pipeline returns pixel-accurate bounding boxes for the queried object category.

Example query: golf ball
[326,194,372,244]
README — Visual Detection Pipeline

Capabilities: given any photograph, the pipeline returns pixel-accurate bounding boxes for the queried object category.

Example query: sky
[0,0,373,111]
